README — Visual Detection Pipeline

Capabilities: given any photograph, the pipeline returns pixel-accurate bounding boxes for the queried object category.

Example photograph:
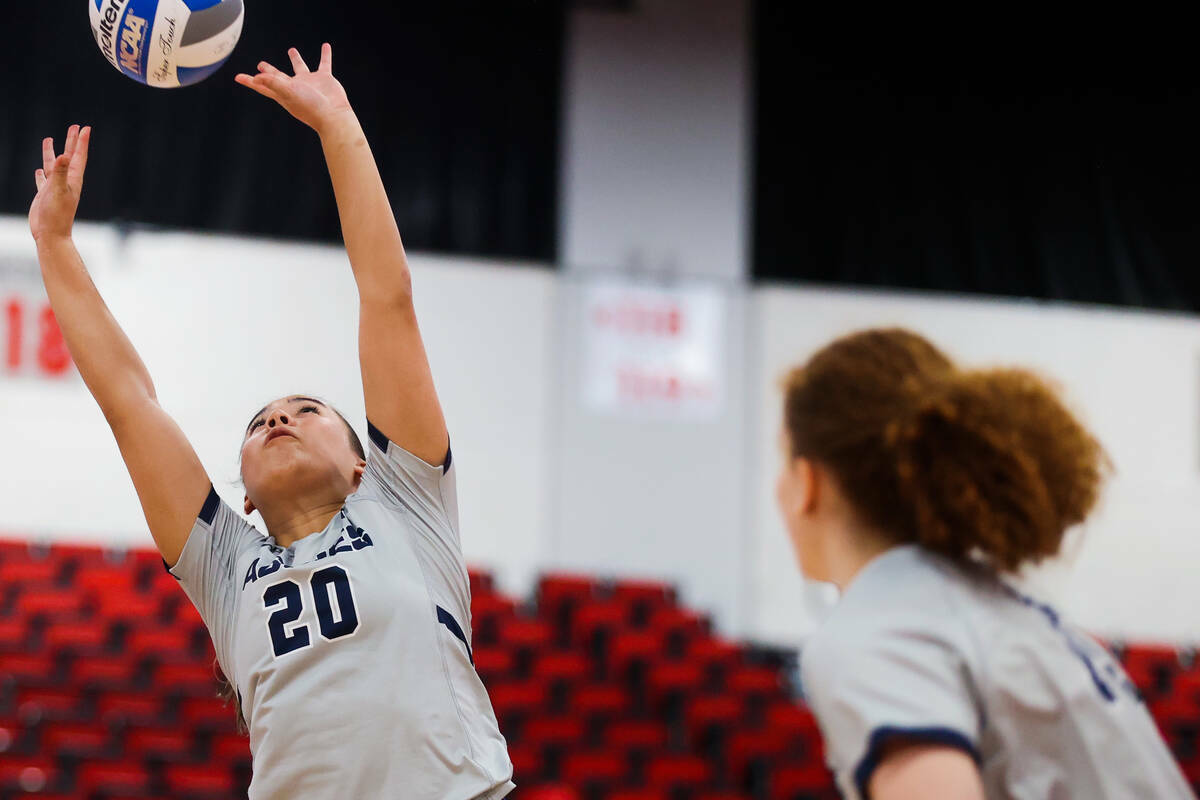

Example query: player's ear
[244,494,256,516]
[351,458,366,490]
[796,457,818,515]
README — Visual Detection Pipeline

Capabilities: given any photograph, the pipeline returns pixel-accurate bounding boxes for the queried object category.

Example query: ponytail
[783,329,1107,572]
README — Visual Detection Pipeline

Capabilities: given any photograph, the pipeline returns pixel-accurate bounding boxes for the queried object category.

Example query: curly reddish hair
[782,328,1108,572]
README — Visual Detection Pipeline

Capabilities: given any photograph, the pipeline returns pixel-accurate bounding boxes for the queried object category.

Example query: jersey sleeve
[360,421,460,549]
[359,422,471,630]
[800,625,983,800]
[168,486,262,675]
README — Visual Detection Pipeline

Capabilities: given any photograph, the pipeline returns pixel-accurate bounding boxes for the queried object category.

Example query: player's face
[775,431,828,582]
[240,396,363,513]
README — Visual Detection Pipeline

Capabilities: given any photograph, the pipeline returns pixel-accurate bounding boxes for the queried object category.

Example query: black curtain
[754,5,1200,312]
[1,1,563,262]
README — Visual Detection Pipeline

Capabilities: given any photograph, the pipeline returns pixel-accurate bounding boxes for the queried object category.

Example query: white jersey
[170,423,514,800]
[800,545,1191,800]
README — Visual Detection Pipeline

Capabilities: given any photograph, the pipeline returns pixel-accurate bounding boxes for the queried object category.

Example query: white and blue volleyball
[89,0,244,88]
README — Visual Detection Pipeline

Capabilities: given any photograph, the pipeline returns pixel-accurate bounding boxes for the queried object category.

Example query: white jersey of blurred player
[171,425,514,800]
[801,545,1191,799]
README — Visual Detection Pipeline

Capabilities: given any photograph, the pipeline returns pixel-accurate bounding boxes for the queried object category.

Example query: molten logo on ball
[88,0,244,88]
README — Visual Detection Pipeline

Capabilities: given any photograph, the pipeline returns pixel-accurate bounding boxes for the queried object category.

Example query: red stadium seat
[647,606,707,640]
[474,645,515,683]
[0,559,62,585]
[562,749,628,784]
[93,591,163,625]
[17,687,82,719]
[153,661,220,695]
[537,573,601,616]
[727,729,790,779]
[610,578,676,608]
[507,743,543,781]
[523,715,587,748]
[125,725,196,760]
[519,786,581,800]
[46,621,110,655]
[571,601,631,645]
[609,630,667,674]
[76,760,150,795]
[647,752,713,789]
[70,655,139,689]
[607,790,665,800]
[572,683,633,718]
[98,692,165,724]
[687,636,744,670]
[42,720,111,757]
[179,696,237,731]
[685,694,745,735]
[1,652,58,684]
[487,680,548,719]
[72,563,136,595]
[496,618,554,651]
[604,719,669,751]
[532,650,591,684]
[771,763,837,800]
[212,731,252,762]
[0,618,28,653]
[126,627,193,659]
[16,589,85,620]
[646,661,705,703]
[0,756,56,793]
[165,763,234,795]
[729,665,785,698]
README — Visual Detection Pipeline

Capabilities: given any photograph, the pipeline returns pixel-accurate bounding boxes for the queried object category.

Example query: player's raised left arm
[235,44,448,466]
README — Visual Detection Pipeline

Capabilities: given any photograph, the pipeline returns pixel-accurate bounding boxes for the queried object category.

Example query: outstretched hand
[29,125,91,243]
[235,44,352,135]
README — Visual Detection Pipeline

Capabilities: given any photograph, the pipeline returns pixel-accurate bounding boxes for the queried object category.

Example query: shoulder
[801,549,981,690]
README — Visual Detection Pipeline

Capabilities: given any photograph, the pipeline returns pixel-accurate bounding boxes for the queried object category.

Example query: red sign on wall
[1,254,74,380]
[581,279,724,420]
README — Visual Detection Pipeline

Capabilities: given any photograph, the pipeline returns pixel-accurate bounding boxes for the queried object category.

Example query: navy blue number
[312,566,359,640]
[263,568,359,657]
[264,581,310,657]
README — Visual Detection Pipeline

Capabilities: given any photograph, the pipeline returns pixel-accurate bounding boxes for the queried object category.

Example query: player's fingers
[257,60,284,76]
[69,127,91,185]
[50,154,72,185]
[35,169,46,191]
[235,74,282,103]
[319,42,332,73]
[63,125,80,161]
[287,47,310,75]
[42,137,56,176]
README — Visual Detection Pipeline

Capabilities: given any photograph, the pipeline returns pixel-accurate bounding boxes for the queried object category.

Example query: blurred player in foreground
[28,44,513,800]
[775,328,1191,799]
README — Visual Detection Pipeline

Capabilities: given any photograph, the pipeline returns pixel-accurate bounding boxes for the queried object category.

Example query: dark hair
[329,406,366,462]
[782,328,1108,573]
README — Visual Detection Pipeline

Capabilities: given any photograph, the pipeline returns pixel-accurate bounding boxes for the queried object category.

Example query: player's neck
[824,525,895,591]
[261,500,346,549]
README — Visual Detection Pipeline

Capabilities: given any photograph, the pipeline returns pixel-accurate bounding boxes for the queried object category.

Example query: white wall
[0,219,555,599]
[749,285,1200,646]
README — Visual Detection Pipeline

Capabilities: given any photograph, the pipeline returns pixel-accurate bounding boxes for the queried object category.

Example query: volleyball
[89,0,244,88]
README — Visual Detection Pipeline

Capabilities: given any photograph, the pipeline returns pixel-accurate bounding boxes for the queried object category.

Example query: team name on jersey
[242,523,375,591]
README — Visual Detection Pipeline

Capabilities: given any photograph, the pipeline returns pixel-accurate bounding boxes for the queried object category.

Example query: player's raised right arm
[29,125,210,566]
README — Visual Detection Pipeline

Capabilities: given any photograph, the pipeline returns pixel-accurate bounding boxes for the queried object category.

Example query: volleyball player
[775,328,1191,798]
[28,44,513,799]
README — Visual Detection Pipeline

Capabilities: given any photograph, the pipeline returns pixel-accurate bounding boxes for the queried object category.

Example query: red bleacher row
[0,539,1197,800]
